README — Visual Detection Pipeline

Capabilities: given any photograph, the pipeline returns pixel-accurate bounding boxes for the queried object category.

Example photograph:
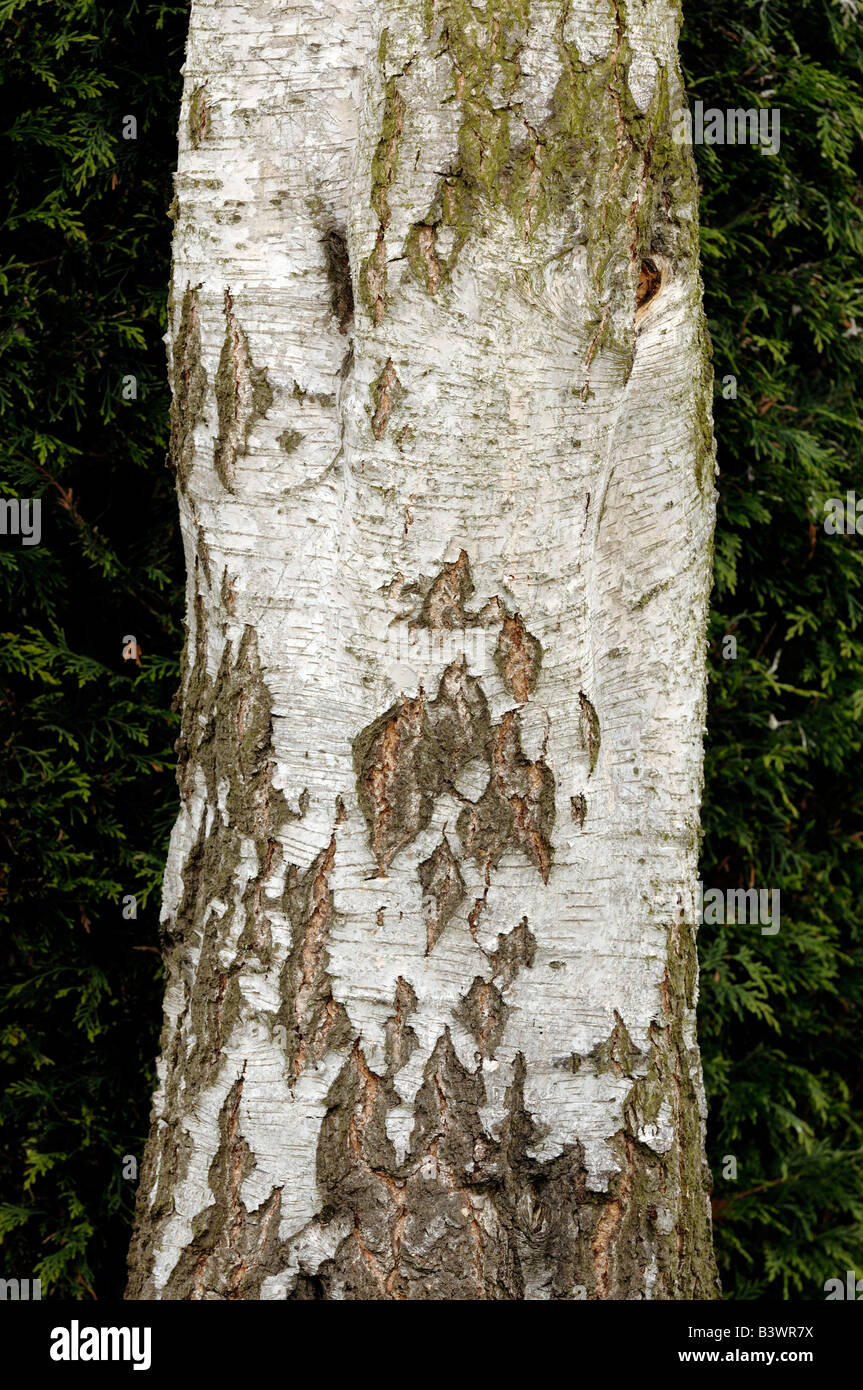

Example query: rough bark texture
[128,0,720,1300]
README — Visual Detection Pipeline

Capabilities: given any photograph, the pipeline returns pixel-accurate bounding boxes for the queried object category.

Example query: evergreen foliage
[681,0,863,1299]
[0,0,859,1300]
[0,0,187,1298]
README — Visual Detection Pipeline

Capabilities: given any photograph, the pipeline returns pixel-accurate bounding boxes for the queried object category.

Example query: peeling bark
[129,0,719,1301]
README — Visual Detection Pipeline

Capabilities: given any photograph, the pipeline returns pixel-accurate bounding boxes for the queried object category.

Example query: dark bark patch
[587,1010,642,1079]
[315,1042,405,1297]
[417,548,474,629]
[127,618,304,1298]
[353,658,491,874]
[494,612,542,701]
[457,710,555,882]
[213,287,273,492]
[161,1076,284,1300]
[456,976,508,1058]
[370,356,402,439]
[296,997,719,1301]
[488,915,536,989]
[418,834,466,954]
[359,228,388,326]
[384,977,419,1076]
[570,792,587,826]
[291,379,336,408]
[405,221,442,294]
[358,78,405,325]
[321,227,354,334]
[578,690,601,775]
[169,285,207,492]
[188,84,209,148]
[277,427,303,453]
[277,832,352,1082]
[396,550,505,635]
[353,691,428,874]
[635,255,662,314]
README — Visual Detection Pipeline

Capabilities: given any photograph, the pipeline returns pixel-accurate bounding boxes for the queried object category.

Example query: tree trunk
[128,0,720,1300]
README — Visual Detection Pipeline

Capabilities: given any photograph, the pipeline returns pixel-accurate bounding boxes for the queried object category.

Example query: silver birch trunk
[127,0,720,1300]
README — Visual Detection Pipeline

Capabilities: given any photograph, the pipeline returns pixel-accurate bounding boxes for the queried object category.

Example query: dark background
[1,0,860,1299]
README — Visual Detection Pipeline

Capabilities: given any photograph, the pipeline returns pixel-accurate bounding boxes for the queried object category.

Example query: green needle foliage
[0,0,860,1300]
[681,0,863,1299]
[0,0,188,1298]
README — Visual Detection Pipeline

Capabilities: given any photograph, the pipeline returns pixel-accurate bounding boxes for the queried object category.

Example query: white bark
[129,0,719,1300]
